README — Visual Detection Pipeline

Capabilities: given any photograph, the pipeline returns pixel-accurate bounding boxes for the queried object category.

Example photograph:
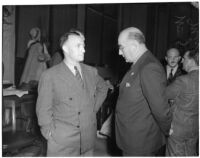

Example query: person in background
[49,49,63,67]
[165,48,185,85]
[36,29,111,156]
[165,50,199,156]
[20,27,50,89]
[115,27,172,156]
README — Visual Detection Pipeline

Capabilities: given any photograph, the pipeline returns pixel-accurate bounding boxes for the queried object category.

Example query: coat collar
[127,50,151,79]
[120,50,151,88]
[59,62,94,93]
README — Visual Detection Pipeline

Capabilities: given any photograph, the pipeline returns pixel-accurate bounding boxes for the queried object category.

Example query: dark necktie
[168,68,174,83]
[74,66,84,88]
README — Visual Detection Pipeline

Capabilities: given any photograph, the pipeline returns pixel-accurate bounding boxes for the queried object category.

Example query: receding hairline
[166,48,180,56]
[119,27,145,43]
[61,33,85,48]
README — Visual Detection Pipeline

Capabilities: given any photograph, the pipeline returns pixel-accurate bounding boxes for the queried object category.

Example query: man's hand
[169,124,173,135]
[106,80,114,92]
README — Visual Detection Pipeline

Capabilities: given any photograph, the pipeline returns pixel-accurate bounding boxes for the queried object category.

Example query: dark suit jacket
[36,62,109,153]
[165,65,186,85]
[115,51,172,154]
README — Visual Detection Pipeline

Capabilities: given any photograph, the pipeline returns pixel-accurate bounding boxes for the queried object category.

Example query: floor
[5,135,121,157]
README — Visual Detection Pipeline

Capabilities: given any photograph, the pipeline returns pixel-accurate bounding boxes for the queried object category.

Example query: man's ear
[190,59,196,67]
[165,56,167,61]
[62,44,68,54]
[130,40,137,51]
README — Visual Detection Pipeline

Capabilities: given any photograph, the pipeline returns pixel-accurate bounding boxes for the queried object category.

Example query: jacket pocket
[51,121,80,146]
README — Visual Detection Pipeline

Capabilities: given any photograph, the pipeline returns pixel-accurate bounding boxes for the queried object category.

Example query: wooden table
[3,93,38,132]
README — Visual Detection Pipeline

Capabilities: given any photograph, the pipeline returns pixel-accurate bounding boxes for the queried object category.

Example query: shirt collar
[63,59,81,76]
[166,65,178,75]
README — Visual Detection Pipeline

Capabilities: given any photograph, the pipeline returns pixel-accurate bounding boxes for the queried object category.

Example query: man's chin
[79,57,84,62]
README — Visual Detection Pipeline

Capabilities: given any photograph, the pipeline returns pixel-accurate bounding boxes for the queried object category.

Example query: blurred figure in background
[165,50,199,156]
[49,49,63,67]
[20,27,50,90]
[165,48,185,85]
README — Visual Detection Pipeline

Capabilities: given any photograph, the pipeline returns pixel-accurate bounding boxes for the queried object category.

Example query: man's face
[165,49,181,68]
[118,34,137,63]
[182,51,193,72]
[63,35,85,62]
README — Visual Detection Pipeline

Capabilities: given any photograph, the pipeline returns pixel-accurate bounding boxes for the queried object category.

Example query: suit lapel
[58,62,75,81]
[58,62,83,91]
[120,51,150,89]
[80,63,93,93]
[174,67,182,78]
[79,63,94,110]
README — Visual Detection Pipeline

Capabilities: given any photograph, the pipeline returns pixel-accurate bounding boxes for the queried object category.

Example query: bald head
[118,27,145,44]
[118,27,147,63]
[166,48,180,56]
[165,48,181,68]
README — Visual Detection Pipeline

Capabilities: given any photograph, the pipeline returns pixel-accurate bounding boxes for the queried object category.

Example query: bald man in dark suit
[115,27,172,156]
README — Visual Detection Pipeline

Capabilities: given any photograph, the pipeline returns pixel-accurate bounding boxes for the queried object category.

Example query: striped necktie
[74,66,84,88]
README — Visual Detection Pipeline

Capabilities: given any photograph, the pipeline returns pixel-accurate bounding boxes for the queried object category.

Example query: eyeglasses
[119,44,130,52]
[119,45,125,51]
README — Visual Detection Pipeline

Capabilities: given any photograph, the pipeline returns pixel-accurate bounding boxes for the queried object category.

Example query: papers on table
[3,87,28,97]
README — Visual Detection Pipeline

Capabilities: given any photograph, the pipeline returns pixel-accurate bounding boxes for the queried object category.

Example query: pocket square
[131,72,134,76]
[126,82,131,87]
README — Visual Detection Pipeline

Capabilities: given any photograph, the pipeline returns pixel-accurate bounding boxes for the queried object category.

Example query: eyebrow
[167,55,180,57]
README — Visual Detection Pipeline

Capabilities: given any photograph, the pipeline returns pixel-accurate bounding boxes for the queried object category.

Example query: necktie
[168,68,174,83]
[74,66,84,88]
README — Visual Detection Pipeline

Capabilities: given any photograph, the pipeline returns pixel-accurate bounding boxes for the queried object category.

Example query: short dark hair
[187,49,199,66]
[59,28,84,48]
[128,31,145,44]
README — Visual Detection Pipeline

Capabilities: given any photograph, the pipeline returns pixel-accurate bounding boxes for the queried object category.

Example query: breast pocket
[123,78,143,100]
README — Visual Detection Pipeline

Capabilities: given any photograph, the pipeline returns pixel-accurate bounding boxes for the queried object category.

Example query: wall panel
[50,5,77,54]
[84,7,103,65]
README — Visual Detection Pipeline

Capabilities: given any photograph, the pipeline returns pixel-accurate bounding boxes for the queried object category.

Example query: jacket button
[69,97,72,100]
[78,112,80,115]
[77,125,80,128]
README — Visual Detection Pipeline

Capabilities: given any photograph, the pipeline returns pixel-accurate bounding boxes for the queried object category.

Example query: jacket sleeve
[165,76,185,100]
[93,68,110,112]
[36,71,54,140]
[141,63,172,135]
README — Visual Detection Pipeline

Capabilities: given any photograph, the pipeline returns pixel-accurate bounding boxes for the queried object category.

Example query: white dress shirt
[166,65,178,79]
[64,61,83,78]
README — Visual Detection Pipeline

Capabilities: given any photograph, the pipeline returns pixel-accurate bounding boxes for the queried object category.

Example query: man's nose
[119,49,123,55]
[82,47,85,53]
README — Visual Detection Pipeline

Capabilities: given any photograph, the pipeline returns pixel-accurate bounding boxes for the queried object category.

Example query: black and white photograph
[2,0,199,156]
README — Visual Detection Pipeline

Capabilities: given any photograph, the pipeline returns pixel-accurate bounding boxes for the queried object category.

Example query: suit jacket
[36,62,109,153]
[165,70,199,139]
[115,51,172,154]
[165,65,186,85]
